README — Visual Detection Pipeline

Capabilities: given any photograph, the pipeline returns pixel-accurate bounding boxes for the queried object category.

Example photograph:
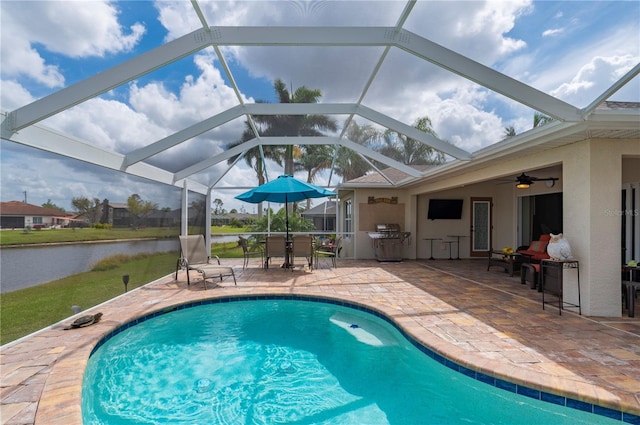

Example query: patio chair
[238,236,264,269]
[292,235,314,270]
[516,234,551,263]
[521,262,540,290]
[176,235,236,289]
[264,235,287,269]
[315,236,342,269]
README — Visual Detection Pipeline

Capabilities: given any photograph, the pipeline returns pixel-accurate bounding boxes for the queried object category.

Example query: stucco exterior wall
[562,140,640,316]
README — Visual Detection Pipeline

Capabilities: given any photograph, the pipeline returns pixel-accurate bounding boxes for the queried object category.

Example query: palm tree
[256,79,337,175]
[533,112,554,128]
[226,121,282,217]
[504,126,516,137]
[229,79,336,215]
[298,144,333,209]
[378,116,445,166]
[333,121,380,181]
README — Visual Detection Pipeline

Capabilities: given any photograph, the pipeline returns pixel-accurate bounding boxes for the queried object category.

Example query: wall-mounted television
[427,199,463,220]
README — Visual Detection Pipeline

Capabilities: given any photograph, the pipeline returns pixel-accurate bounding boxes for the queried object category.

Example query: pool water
[82,299,618,424]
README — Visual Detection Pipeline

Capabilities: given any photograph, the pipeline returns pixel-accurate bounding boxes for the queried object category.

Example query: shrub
[229,218,245,228]
[91,253,151,271]
[92,223,113,230]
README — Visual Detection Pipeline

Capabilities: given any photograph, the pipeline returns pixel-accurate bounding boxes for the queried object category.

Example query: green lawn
[0,241,245,345]
[0,227,179,245]
[0,225,245,246]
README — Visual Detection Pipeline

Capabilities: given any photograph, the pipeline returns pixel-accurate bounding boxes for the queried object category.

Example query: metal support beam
[122,105,245,168]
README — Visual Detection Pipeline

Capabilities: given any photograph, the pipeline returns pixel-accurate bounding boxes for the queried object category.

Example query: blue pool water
[82,298,621,424]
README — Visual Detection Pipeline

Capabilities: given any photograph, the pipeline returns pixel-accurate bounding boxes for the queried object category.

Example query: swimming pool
[82,297,621,424]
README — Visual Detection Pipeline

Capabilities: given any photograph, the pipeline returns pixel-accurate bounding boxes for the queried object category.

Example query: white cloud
[550,55,639,106]
[542,28,564,37]
[129,51,249,129]
[0,80,35,111]
[4,1,144,57]
[526,23,639,104]
[155,1,203,42]
[445,0,531,58]
[46,98,166,153]
[429,94,505,153]
[0,1,144,87]
[0,34,66,88]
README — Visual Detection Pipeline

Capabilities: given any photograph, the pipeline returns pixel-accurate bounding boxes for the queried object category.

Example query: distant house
[106,202,130,227]
[302,200,337,231]
[105,202,181,228]
[145,208,180,227]
[211,212,258,226]
[0,201,78,228]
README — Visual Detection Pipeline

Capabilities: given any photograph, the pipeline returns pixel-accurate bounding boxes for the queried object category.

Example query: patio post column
[181,180,188,236]
[563,140,622,317]
[407,194,418,260]
[205,188,212,253]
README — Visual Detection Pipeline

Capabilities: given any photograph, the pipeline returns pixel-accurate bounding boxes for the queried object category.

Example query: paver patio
[1,259,639,424]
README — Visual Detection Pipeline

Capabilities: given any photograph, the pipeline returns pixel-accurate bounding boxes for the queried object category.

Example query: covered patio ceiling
[1,1,639,197]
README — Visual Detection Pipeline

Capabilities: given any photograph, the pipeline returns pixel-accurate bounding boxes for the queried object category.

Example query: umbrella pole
[285,194,291,268]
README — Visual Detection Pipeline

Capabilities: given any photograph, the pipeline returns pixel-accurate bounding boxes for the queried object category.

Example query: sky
[1,0,638,213]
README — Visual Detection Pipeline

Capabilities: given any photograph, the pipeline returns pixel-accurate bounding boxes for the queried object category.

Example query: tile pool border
[90,294,639,424]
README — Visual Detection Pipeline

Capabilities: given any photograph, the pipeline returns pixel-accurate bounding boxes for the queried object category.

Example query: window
[344,199,352,235]
[32,216,43,224]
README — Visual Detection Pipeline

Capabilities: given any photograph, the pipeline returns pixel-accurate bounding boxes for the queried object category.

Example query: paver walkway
[1,259,639,424]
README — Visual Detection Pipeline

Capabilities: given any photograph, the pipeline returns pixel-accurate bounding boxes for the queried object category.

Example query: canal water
[0,236,240,293]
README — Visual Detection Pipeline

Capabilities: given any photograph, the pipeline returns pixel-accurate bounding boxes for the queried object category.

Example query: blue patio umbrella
[235,175,336,242]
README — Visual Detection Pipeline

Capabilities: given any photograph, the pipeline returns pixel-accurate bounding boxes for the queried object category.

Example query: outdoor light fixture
[122,274,130,292]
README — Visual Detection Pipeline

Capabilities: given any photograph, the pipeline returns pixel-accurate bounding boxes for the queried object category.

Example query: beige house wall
[345,189,410,260]
[562,139,640,316]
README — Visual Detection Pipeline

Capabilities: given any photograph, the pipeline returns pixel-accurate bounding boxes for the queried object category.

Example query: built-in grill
[367,224,411,262]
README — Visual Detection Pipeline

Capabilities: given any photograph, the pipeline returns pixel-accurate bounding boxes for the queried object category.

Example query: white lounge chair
[176,235,236,289]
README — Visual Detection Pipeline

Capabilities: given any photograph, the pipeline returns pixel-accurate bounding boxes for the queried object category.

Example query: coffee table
[487,250,521,277]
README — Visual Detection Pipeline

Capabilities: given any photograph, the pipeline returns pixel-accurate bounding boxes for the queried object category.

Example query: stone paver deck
[2,259,639,424]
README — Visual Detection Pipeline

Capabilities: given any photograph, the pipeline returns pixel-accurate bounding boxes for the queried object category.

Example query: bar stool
[423,238,441,260]
[443,241,456,260]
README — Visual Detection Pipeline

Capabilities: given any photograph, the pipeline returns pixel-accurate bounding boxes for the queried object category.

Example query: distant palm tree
[533,112,554,128]
[333,121,380,181]
[378,116,445,166]
[298,144,333,209]
[504,126,516,137]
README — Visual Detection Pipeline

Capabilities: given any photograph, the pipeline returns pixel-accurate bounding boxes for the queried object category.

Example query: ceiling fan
[513,172,558,188]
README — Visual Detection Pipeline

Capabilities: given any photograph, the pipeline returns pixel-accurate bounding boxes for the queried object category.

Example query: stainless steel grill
[368,224,411,262]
